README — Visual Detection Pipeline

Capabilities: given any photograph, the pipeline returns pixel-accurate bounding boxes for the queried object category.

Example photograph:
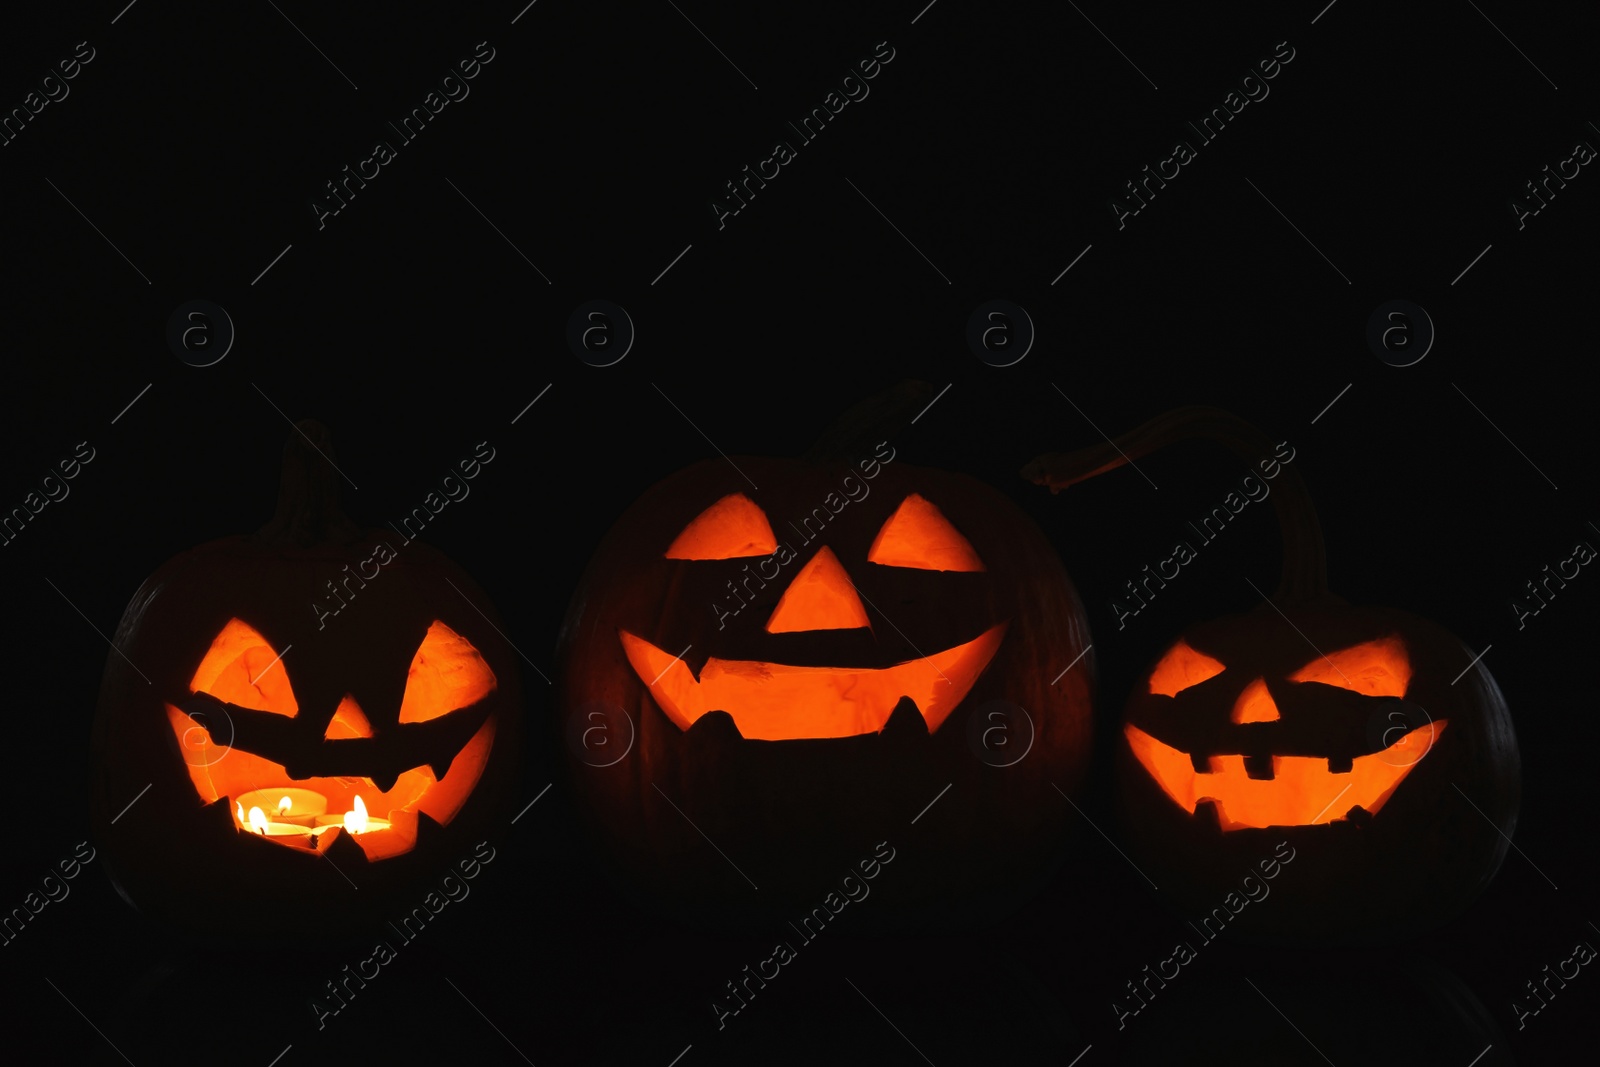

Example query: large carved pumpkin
[558,385,1094,927]
[89,422,522,940]
[1026,407,1520,942]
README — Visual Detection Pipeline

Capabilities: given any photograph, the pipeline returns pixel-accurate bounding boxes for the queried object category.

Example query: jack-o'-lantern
[558,383,1093,928]
[89,421,522,940]
[1026,407,1520,942]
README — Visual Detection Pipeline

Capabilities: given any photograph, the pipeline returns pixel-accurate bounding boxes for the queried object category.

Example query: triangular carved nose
[323,694,373,739]
[765,547,870,633]
[1231,677,1281,723]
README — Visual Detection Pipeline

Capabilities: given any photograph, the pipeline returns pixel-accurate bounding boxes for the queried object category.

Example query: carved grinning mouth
[166,699,496,861]
[619,623,1008,740]
[1125,720,1448,831]
[163,617,501,860]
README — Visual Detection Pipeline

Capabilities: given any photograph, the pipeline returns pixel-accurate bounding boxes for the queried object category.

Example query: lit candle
[243,805,316,844]
[312,794,392,835]
[236,787,327,826]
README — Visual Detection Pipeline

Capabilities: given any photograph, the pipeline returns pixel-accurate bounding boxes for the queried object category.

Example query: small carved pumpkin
[1027,407,1520,942]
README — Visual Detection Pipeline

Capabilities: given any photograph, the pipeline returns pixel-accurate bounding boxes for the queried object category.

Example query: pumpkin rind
[557,455,1094,928]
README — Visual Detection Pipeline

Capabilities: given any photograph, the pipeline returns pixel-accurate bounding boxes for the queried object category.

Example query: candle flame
[278,796,292,815]
[236,800,245,825]
[343,795,369,834]
[248,806,268,835]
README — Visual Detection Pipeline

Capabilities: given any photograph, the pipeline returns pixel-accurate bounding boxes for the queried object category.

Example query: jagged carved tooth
[320,825,371,869]
[880,696,930,743]
[1243,754,1275,780]
[686,709,743,745]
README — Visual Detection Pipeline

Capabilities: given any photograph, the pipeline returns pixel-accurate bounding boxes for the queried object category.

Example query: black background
[2,1,1597,1063]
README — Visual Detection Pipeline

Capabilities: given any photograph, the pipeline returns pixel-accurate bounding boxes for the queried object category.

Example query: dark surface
[1,1,1596,1063]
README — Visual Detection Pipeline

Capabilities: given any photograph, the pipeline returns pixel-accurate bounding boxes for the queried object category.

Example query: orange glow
[397,620,498,724]
[167,702,495,859]
[326,795,392,836]
[1148,640,1227,697]
[764,547,870,633]
[1124,720,1448,830]
[323,695,373,739]
[1289,636,1410,698]
[241,804,315,841]
[867,494,985,572]
[190,618,297,717]
[619,623,1006,739]
[665,493,778,559]
[1231,678,1282,723]
[167,615,500,860]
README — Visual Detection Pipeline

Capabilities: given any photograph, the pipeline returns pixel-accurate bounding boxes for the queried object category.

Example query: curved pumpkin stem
[1021,406,1330,606]
[803,379,937,464]
[254,419,363,548]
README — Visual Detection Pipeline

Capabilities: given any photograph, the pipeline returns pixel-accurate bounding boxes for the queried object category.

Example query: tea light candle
[312,795,392,834]
[236,787,327,827]
[243,805,317,844]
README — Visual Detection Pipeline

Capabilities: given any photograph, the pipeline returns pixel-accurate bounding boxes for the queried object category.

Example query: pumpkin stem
[1020,406,1330,605]
[803,379,938,464]
[254,419,363,548]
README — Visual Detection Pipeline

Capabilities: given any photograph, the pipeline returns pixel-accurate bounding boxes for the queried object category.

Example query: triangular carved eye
[398,620,497,724]
[665,493,778,559]
[1289,637,1410,698]
[191,618,297,717]
[1148,640,1226,697]
[867,495,984,571]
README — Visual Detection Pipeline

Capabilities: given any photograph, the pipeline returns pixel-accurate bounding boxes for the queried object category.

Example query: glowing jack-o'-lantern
[89,422,522,939]
[619,490,1004,740]
[1127,634,1444,832]
[1026,407,1519,942]
[558,383,1093,927]
[168,615,497,863]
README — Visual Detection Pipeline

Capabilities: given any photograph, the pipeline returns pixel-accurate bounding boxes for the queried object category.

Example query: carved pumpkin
[558,384,1093,927]
[1026,407,1520,942]
[89,422,522,939]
